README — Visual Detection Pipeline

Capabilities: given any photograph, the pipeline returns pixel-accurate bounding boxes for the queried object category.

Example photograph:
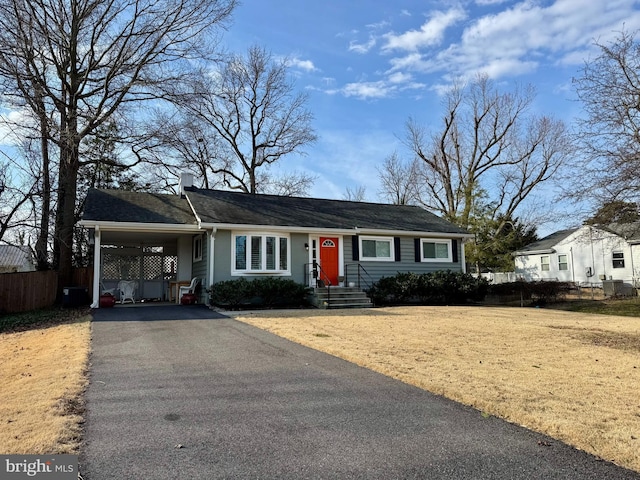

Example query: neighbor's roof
[602,222,640,243]
[82,189,198,225]
[185,188,470,235]
[513,228,578,255]
[0,245,33,267]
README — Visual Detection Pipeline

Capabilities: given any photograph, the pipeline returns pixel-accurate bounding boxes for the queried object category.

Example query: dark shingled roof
[0,245,33,268]
[185,188,468,234]
[82,189,197,225]
[603,222,640,242]
[514,228,578,254]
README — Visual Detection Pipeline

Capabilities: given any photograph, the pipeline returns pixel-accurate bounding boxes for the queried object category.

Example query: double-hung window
[421,239,452,262]
[558,254,568,271]
[360,236,394,261]
[233,233,290,275]
[541,256,550,271]
[613,251,625,268]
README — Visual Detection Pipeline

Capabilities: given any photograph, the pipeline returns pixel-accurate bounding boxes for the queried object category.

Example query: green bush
[209,277,311,309]
[366,270,489,306]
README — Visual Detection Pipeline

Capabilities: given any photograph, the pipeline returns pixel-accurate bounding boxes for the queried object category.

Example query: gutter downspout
[91,227,101,308]
[460,237,467,274]
[208,228,216,296]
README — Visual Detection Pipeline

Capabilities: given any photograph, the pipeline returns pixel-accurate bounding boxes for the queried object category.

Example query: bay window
[233,233,290,274]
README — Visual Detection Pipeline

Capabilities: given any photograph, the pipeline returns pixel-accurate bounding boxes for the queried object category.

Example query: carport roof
[82,189,197,225]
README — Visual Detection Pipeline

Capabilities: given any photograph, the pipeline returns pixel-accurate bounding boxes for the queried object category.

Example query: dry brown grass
[0,316,91,454]
[233,306,640,473]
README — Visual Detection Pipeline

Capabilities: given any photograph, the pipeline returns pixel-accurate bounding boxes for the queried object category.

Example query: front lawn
[233,306,640,473]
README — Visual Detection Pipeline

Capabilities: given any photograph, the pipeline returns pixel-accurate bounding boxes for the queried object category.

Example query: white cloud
[288,57,318,72]
[387,72,413,84]
[341,81,392,99]
[349,36,376,54]
[382,7,467,52]
[475,0,510,5]
[383,0,640,83]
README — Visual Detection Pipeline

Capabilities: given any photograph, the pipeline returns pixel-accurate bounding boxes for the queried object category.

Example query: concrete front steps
[310,286,372,309]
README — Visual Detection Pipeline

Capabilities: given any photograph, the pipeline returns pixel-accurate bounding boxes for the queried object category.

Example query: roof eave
[513,248,556,256]
[201,222,473,238]
[78,220,203,233]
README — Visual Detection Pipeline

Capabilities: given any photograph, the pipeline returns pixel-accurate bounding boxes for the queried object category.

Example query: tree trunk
[35,94,51,270]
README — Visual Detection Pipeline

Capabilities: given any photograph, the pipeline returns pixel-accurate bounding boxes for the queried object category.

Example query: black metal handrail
[303,261,333,306]
[345,262,374,291]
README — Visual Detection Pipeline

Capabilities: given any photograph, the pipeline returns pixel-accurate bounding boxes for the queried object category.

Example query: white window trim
[193,234,203,262]
[612,251,625,269]
[231,231,291,276]
[420,238,452,263]
[558,254,568,271]
[359,235,395,262]
[541,255,550,271]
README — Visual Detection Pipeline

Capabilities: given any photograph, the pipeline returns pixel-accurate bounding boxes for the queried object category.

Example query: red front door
[319,237,339,286]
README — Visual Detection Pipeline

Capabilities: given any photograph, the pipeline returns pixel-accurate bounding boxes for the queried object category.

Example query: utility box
[602,280,624,297]
[63,286,89,307]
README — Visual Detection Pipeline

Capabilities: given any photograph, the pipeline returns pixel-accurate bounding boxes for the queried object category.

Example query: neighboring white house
[513,224,640,291]
[0,245,36,273]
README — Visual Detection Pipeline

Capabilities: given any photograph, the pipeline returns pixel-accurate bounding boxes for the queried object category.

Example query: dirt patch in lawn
[0,316,91,454]
[233,306,640,473]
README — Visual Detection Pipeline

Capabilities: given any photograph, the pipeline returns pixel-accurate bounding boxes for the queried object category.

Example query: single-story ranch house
[513,223,640,294]
[79,174,473,308]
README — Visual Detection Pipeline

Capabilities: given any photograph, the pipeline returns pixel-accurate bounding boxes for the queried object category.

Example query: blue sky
[224,0,640,231]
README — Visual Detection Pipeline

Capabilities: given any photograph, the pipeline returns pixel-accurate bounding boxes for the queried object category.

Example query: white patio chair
[178,277,200,303]
[118,280,137,304]
[100,282,116,296]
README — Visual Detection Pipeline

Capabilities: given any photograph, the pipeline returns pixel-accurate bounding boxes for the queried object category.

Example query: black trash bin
[62,286,89,307]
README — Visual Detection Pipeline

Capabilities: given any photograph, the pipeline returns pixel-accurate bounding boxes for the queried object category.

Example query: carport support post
[91,227,101,308]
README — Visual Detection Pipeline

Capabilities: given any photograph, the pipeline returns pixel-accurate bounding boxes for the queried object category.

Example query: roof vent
[178,172,194,196]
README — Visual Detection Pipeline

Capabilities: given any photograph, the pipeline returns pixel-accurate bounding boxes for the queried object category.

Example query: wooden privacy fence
[0,267,93,314]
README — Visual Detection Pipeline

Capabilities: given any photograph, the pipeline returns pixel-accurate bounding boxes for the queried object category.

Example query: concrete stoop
[309,286,372,309]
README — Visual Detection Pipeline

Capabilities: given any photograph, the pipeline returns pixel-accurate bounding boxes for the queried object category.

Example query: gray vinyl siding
[211,231,464,288]
[212,230,307,284]
[344,235,464,285]
[191,233,208,303]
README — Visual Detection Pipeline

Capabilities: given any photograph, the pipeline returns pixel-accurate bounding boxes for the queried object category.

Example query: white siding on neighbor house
[515,227,640,286]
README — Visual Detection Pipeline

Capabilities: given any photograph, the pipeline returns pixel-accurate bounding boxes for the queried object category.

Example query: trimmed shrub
[209,278,311,309]
[366,270,489,306]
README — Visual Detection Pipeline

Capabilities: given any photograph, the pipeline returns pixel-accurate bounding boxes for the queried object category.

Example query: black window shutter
[394,237,401,262]
[452,239,458,263]
[352,235,359,261]
[414,238,421,262]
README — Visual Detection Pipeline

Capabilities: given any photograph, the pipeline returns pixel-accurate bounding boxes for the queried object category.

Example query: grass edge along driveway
[0,313,91,455]
[233,305,640,473]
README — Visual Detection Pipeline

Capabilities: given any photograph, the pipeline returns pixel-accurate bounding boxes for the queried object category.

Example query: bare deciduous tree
[342,186,367,202]
[377,152,420,205]
[406,74,571,238]
[573,29,640,202]
[0,0,235,291]
[165,45,317,195]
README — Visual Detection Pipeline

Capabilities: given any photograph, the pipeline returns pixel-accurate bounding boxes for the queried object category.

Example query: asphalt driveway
[81,305,640,479]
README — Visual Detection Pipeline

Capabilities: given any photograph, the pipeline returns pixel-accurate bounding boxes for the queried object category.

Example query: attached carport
[79,188,207,308]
